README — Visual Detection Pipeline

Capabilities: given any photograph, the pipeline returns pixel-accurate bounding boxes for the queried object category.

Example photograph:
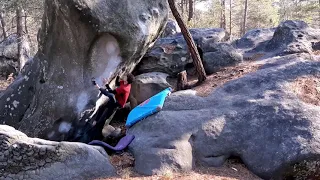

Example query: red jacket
[115,80,131,108]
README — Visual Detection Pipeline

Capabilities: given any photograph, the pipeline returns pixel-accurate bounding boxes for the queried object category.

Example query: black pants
[97,91,120,123]
[93,91,120,140]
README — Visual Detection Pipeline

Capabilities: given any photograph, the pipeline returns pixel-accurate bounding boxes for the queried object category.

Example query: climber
[91,74,134,126]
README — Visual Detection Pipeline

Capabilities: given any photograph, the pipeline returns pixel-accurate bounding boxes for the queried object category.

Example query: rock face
[0,125,116,179]
[265,20,320,55]
[312,41,320,51]
[130,72,171,107]
[202,43,243,74]
[128,53,320,179]
[161,19,180,37]
[0,0,169,138]
[232,28,276,50]
[135,28,226,76]
[0,34,30,77]
[0,58,17,78]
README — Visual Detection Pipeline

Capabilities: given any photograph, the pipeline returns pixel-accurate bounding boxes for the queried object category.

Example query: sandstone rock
[128,53,320,179]
[130,72,171,107]
[102,125,116,138]
[0,34,22,60]
[265,20,320,55]
[202,43,243,74]
[0,34,30,77]
[135,28,226,76]
[0,57,17,78]
[0,125,116,179]
[312,41,320,51]
[161,19,180,37]
[0,0,169,138]
[232,28,276,50]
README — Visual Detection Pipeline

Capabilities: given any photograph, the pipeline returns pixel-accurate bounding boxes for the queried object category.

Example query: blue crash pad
[126,87,172,127]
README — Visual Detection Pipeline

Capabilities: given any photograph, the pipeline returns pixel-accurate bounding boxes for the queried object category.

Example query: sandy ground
[103,153,261,180]
[191,61,261,97]
[0,77,10,98]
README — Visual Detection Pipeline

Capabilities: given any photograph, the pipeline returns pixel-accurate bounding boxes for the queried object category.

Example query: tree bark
[0,11,7,39]
[177,70,188,90]
[168,0,207,83]
[188,0,193,21]
[229,0,232,39]
[220,0,226,30]
[24,11,28,35]
[16,6,24,70]
[242,0,248,36]
[180,0,184,15]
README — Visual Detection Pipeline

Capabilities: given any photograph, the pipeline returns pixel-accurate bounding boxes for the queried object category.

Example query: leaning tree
[168,0,207,83]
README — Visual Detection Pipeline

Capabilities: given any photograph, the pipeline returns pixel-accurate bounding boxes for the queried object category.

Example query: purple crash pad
[88,135,135,151]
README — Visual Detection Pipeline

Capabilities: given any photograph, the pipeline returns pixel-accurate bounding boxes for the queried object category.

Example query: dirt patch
[243,53,266,61]
[190,62,261,97]
[103,157,261,180]
[110,152,135,173]
[0,77,10,98]
[313,50,320,56]
[291,75,320,106]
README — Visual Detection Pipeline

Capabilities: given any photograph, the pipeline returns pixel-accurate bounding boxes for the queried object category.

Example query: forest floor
[0,77,10,98]
[106,153,261,180]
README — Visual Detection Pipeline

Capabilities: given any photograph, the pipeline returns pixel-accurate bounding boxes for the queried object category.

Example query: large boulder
[0,57,17,78]
[265,20,320,55]
[313,41,320,51]
[0,34,30,77]
[0,0,168,138]
[0,125,116,179]
[135,28,226,76]
[128,53,320,179]
[202,43,243,74]
[130,72,171,107]
[232,28,276,50]
[161,19,181,37]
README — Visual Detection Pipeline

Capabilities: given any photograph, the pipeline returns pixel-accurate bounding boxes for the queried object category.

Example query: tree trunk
[220,0,226,30]
[168,0,207,83]
[229,0,232,39]
[177,70,188,91]
[16,6,24,71]
[24,10,34,53]
[0,11,7,39]
[24,11,28,35]
[180,0,184,15]
[242,0,248,36]
[188,0,193,21]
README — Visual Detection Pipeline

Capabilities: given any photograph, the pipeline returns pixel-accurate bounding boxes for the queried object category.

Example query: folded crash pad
[88,134,135,151]
[125,87,172,127]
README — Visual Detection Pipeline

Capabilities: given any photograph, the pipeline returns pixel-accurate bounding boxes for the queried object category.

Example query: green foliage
[277,0,319,26]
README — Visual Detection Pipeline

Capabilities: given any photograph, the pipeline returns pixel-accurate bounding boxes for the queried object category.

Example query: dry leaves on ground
[192,62,261,97]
